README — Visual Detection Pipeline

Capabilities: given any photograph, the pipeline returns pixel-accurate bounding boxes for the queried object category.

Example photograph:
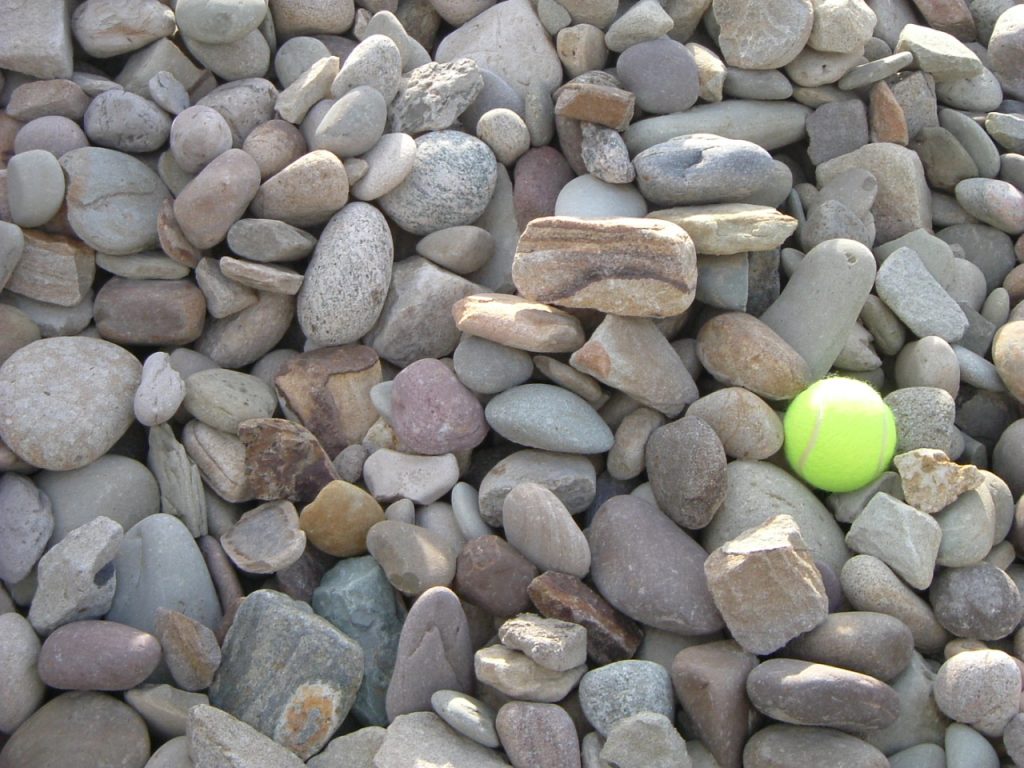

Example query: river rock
[0,612,45,733]
[373,711,510,768]
[589,495,722,635]
[512,216,697,318]
[0,473,52,585]
[502,482,590,578]
[0,337,141,471]
[106,514,223,636]
[0,692,151,768]
[210,589,363,759]
[362,449,460,505]
[634,134,777,207]
[453,293,585,354]
[378,130,498,236]
[646,416,727,530]
[932,648,1021,736]
[250,150,349,228]
[785,611,915,682]
[454,534,537,617]
[390,358,488,455]
[221,500,306,574]
[485,383,613,454]
[37,620,161,691]
[312,556,405,726]
[366,520,457,596]
[385,586,473,721]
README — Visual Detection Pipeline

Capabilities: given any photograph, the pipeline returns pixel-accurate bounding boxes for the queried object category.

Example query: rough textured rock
[209,589,363,759]
[704,514,829,655]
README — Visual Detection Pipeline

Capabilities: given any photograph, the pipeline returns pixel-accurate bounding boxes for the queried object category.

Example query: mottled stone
[932,648,1020,736]
[930,563,1023,640]
[210,589,363,759]
[312,557,405,726]
[893,448,984,514]
[645,416,727,530]
[0,612,45,734]
[696,312,812,400]
[0,473,52,584]
[705,515,829,655]
[154,608,222,692]
[239,418,339,502]
[274,345,381,457]
[495,701,580,768]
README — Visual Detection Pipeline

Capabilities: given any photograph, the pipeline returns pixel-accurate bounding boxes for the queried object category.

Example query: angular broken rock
[188,704,305,768]
[554,82,635,131]
[5,231,94,307]
[452,293,585,353]
[845,492,941,590]
[209,589,363,759]
[569,314,698,417]
[389,58,484,134]
[647,204,799,256]
[527,571,642,665]
[704,514,829,655]
[512,216,697,318]
[497,613,588,673]
[474,644,586,702]
[220,500,306,575]
[148,422,209,537]
[239,418,340,502]
[28,515,123,635]
[893,449,985,514]
[273,345,382,456]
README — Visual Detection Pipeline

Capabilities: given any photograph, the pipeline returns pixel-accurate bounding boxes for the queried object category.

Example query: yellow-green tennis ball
[783,377,897,493]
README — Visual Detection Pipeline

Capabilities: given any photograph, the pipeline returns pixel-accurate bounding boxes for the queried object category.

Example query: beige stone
[704,514,829,655]
[893,448,984,514]
[512,216,697,318]
[993,321,1024,403]
[273,345,382,457]
[696,312,812,401]
[6,232,94,307]
[474,644,586,702]
[570,314,698,417]
[299,479,385,557]
[452,293,585,353]
[685,387,784,460]
[647,204,798,256]
[250,150,349,228]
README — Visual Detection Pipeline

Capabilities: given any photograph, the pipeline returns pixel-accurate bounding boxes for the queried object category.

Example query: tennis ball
[783,377,897,493]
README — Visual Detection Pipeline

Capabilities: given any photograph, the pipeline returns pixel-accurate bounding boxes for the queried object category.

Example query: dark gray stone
[210,589,363,760]
[312,556,406,726]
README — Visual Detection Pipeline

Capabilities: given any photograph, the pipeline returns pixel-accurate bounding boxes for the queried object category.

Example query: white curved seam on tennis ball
[796,398,825,474]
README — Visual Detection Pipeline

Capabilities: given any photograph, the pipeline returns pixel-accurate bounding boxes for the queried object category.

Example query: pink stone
[390,358,488,455]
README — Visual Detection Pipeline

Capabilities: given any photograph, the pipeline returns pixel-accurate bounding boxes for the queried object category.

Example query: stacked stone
[1,0,1024,766]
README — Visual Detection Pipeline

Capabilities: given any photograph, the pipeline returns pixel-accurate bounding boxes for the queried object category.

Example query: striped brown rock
[512,216,697,318]
[452,293,585,353]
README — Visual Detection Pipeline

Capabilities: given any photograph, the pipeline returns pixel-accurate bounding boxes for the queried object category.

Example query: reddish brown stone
[869,81,909,146]
[455,535,538,618]
[154,608,222,692]
[238,417,340,503]
[527,570,642,665]
[94,277,206,346]
[672,640,760,768]
[390,358,488,455]
[274,345,382,457]
[513,147,575,231]
[554,83,635,131]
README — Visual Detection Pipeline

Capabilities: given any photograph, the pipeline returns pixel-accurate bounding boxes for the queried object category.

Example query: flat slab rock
[512,216,697,318]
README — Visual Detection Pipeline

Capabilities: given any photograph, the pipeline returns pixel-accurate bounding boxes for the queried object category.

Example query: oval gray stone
[298,202,393,346]
[0,337,142,471]
[60,146,171,256]
[379,130,499,235]
[579,660,675,736]
[484,383,613,454]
